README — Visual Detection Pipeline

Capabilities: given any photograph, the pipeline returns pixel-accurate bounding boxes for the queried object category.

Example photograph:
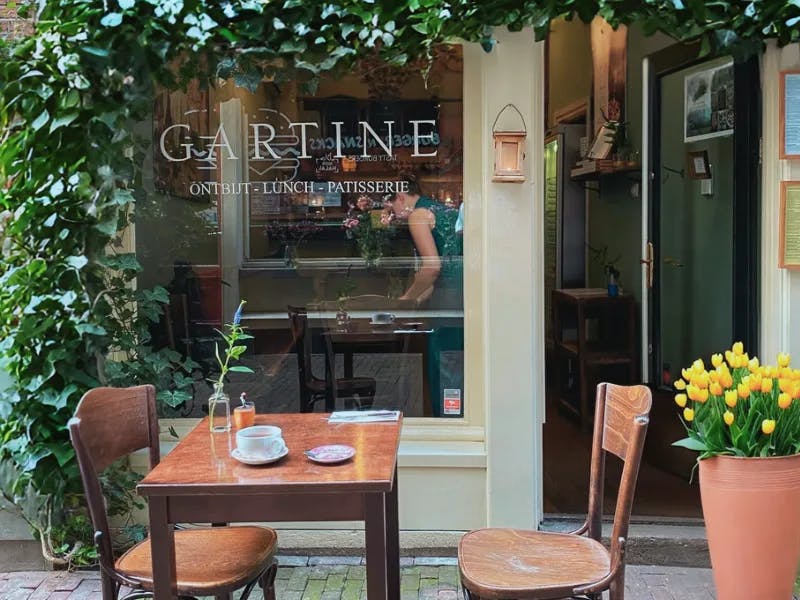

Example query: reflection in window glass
[138,46,464,419]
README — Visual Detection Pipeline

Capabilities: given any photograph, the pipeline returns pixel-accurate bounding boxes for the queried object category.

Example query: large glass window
[138,47,464,419]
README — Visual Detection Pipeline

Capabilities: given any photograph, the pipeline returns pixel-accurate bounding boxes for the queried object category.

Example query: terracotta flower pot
[699,454,800,600]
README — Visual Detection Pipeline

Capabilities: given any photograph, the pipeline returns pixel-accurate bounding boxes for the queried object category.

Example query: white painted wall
[480,28,545,528]
[761,42,800,361]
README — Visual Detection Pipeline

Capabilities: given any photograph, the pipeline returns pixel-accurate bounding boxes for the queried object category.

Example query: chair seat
[117,526,277,595]
[458,528,610,600]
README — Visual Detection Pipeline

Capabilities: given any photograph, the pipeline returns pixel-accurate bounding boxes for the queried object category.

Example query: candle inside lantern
[233,393,256,429]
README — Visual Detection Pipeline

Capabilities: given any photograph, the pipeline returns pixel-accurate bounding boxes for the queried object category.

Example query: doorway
[542,20,760,520]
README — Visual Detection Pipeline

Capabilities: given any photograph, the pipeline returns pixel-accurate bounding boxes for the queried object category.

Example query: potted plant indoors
[673,343,800,600]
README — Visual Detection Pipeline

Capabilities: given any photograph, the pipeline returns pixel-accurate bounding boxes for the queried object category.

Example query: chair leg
[101,572,118,600]
[609,565,625,600]
[259,560,279,600]
[461,586,480,600]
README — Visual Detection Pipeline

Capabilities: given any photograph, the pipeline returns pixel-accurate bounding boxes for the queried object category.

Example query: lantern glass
[492,132,526,182]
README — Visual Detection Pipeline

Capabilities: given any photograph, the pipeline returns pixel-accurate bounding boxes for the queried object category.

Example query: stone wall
[0,1,33,39]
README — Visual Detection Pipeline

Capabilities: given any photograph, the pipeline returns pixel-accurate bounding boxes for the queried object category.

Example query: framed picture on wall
[779,181,800,269]
[686,150,711,179]
[684,60,734,142]
[780,70,800,159]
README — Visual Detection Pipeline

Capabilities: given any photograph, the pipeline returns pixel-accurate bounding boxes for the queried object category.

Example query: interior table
[137,413,402,600]
[321,322,434,415]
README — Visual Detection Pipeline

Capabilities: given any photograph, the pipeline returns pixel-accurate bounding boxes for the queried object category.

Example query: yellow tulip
[780,378,793,394]
[687,385,699,402]
[748,357,760,372]
[762,419,776,435]
[697,388,709,403]
[761,378,774,394]
[793,383,800,400]
[674,378,687,391]
[695,371,710,389]
[737,382,751,399]
[778,353,791,368]
[723,411,734,426]
[737,354,750,369]
[793,369,800,381]
[724,390,738,408]
[750,373,763,392]
[711,353,723,368]
[721,372,734,389]
[684,408,695,422]
[733,341,744,356]
[781,367,793,380]
[682,367,692,381]
[769,366,780,379]
[725,350,736,367]
[709,382,723,397]
[779,393,792,409]
[693,358,705,373]
[675,394,687,408]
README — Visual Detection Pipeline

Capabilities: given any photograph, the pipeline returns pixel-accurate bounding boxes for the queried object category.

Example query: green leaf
[100,13,123,27]
[672,437,708,451]
[31,109,49,132]
[228,365,254,373]
[49,112,79,133]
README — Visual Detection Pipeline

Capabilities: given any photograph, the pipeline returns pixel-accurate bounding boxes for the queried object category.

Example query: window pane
[139,46,465,419]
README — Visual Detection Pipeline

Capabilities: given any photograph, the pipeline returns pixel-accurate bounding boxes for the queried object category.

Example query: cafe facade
[123,27,800,535]
[3,2,800,575]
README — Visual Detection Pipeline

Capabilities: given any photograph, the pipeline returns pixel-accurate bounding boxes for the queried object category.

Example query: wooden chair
[288,305,376,412]
[458,383,652,600]
[68,385,278,600]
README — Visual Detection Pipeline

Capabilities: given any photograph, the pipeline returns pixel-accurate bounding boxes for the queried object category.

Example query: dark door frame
[645,44,761,391]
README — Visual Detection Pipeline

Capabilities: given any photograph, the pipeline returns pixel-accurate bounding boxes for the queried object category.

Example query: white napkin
[328,410,400,423]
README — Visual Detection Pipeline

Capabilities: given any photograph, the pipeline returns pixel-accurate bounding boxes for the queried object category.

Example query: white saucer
[304,444,356,464]
[231,446,288,465]
[370,320,394,327]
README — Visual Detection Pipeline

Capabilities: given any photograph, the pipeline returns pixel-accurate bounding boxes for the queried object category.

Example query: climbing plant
[0,0,798,565]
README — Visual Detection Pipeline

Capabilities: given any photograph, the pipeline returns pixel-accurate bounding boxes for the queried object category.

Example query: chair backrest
[67,385,160,578]
[585,382,652,560]
[288,305,313,387]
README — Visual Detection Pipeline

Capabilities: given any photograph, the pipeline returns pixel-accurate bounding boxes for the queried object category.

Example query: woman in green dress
[385,180,463,305]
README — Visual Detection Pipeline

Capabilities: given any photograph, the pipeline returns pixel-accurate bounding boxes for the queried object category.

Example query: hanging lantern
[341,156,357,172]
[492,103,527,183]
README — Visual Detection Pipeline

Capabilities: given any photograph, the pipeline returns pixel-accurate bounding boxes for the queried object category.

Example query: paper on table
[328,410,400,423]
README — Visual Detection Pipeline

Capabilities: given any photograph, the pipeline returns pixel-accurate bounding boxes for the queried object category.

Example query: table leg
[365,492,389,600]
[385,467,401,600]
[148,496,177,599]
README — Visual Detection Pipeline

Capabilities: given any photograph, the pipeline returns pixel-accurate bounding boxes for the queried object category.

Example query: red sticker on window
[443,389,461,415]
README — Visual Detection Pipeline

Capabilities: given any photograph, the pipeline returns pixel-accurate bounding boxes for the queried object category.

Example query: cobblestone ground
[0,557,718,599]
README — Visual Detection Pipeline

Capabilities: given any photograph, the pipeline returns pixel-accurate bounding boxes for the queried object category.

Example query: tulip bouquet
[674,342,800,458]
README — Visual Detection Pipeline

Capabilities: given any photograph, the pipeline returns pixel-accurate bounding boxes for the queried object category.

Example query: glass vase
[208,383,231,432]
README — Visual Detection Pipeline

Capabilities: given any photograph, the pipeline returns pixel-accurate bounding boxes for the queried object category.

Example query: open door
[641,46,760,388]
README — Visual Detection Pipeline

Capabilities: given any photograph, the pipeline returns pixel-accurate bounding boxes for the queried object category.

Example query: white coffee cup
[236,425,286,458]
[373,312,395,324]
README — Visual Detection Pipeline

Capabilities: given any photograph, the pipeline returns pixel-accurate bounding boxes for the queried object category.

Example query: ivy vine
[0,0,797,565]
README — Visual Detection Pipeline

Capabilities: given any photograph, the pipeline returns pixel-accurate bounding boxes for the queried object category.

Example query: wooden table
[321,323,434,415]
[552,288,637,431]
[137,413,402,600]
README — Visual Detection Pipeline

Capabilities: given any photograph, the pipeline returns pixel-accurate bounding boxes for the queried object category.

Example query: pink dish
[304,444,356,464]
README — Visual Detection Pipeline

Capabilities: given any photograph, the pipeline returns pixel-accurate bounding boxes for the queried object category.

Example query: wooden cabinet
[552,288,637,431]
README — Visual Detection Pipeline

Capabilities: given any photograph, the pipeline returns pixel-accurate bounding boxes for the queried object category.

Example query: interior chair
[288,305,376,412]
[68,385,278,600]
[458,382,652,600]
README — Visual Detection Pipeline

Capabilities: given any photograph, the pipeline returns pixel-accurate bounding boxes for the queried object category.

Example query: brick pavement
[1,557,717,599]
